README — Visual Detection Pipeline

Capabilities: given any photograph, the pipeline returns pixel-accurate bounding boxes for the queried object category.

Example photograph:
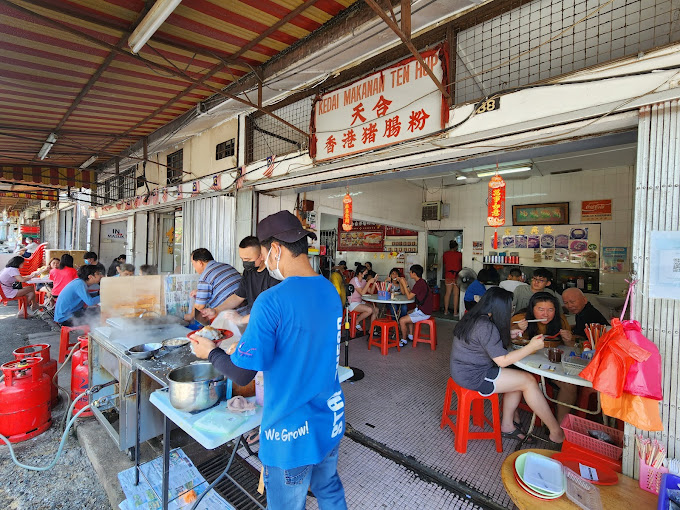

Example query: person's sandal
[501,427,535,443]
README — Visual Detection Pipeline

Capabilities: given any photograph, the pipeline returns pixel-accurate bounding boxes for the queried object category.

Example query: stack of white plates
[514,452,566,500]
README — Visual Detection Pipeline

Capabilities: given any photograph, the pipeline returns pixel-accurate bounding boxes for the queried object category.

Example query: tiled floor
[341,319,533,509]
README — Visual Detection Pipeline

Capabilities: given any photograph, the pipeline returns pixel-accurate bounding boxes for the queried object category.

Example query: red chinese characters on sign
[342,129,356,148]
[362,123,378,144]
[325,135,336,154]
[408,109,430,132]
[351,103,366,126]
[342,193,353,231]
[384,116,401,138]
[373,95,392,117]
[487,175,506,249]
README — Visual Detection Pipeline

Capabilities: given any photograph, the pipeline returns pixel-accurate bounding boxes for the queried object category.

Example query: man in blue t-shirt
[191,211,347,510]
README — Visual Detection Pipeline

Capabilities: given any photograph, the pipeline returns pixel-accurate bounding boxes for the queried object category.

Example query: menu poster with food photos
[337,219,385,252]
[164,273,199,317]
[484,224,601,269]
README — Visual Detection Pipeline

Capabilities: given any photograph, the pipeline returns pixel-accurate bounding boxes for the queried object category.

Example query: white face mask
[265,245,284,281]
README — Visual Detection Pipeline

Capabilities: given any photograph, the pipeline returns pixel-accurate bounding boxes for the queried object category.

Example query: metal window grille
[100,167,137,204]
[454,0,680,105]
[246,97,312,164]
[216,139,235,160]
[167,149,184,185]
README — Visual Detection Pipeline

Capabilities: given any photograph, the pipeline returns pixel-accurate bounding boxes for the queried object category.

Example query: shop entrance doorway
[428,230,463,319]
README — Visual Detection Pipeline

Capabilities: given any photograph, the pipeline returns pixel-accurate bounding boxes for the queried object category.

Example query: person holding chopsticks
[348,264,378,333]
[511,292,577,423]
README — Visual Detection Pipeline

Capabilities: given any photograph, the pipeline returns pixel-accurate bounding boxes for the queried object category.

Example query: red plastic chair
[348,310,367,339]
[575,386,601,420]
[440,377,503,454]
[59,325,90,363]
[367,318,400,355]
[413,318,437,350]
[19,243,47,276]
[0,284,28,319]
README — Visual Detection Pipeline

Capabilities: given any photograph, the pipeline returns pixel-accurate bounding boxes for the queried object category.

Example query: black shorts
[477,365,501,397]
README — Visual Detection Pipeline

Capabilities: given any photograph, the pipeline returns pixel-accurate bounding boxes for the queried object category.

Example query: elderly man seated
[562,288,609,337]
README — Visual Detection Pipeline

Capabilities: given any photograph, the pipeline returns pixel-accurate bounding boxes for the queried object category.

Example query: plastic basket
[561,415,623,460]
[564,467,603,510]
[377,290,390,300]
[657,473,680,510]
[638,458,668,494]
[562,355,590,376]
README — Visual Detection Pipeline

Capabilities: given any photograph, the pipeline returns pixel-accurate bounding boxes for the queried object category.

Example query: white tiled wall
[258,166,634,295]
[427,166,635,296]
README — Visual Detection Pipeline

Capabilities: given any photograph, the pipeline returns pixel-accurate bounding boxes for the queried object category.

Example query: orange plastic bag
[579,319,651,398]
[601,393,663,431]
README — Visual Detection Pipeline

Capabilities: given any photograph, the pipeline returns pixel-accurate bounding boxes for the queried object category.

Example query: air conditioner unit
[421,201,442,221]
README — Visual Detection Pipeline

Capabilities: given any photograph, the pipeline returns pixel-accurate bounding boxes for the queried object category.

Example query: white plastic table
[150,366,354,509]
[362,294,414,319]
[27,277,52,285]
[514,345,598,448]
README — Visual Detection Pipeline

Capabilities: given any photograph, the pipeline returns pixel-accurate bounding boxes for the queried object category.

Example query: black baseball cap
[257,210,317,243]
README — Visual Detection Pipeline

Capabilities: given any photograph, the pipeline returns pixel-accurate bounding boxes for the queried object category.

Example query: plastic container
[561,441,622,473]
[522,452,565,494]
[638,458,668,494]
[564,467,603,510]
[561,415,623,460]
[562,355,590,376]
[377,290,390,300]
[657,473,680,510]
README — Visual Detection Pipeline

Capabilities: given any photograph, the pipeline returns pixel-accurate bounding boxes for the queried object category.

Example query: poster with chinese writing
[312,48,447,161]
[581,199,612,221]
[164,274,199,317]
[337,220,385,252]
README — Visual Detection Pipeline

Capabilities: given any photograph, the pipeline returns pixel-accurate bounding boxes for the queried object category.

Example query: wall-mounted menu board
[483,223,601,269]
[337,219,385,252]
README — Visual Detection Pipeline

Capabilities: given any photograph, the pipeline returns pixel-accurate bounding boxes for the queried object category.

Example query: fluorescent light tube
[80,155,98,169]
[38,132,57,160]
[128,0,182,54]
[476,166,532,178]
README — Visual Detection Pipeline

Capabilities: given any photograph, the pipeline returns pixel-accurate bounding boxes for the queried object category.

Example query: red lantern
[487,175,506,249]
[342,193,353,231]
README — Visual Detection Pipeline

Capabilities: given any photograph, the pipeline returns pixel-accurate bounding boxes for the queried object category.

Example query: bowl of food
[162,337,191,350]
[127,342,163,360]
[511,339,529,350]
[544,339,561,349]
[187,326,234,343]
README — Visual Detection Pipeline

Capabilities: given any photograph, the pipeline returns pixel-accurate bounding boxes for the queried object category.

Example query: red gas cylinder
[0,358,52,443]
[71,335,91,417]
[13,343,58,408]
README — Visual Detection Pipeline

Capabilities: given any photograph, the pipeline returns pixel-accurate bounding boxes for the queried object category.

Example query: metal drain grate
[195,448,266,510]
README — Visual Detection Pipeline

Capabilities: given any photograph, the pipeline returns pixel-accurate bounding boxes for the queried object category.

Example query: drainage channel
[344,423,509,510]
[195,446,266,510]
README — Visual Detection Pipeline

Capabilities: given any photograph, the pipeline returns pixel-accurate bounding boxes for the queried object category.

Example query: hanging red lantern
[487,175,506,249]
[342,192,353,231]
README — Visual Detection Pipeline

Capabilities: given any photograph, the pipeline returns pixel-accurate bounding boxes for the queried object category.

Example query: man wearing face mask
[201,236,279,325]
[191,211,347,510]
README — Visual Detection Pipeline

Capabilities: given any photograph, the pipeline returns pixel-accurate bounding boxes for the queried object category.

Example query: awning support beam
[364,0,450,99]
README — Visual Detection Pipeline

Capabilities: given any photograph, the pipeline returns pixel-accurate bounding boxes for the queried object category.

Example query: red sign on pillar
[487,175,506,249]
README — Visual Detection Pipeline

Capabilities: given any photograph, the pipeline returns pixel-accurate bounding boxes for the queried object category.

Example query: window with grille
[167,149,184,185]
[101,167,137,204]
[216,139,235,160]
[246,97,312,164]
[453,0,680,105]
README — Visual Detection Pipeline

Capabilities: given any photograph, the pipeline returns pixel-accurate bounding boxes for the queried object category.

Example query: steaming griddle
[106,315,183,330]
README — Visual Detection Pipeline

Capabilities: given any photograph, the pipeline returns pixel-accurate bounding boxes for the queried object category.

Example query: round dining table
[362,294,414,320]
[501,449,657,510]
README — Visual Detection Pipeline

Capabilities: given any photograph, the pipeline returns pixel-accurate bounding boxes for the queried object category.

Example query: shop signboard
[581,199,612,221]
[312,48,447,162]
[337,220,384,252]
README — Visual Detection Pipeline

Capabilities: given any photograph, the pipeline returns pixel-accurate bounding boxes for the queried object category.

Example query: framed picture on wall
[512,202,570,226]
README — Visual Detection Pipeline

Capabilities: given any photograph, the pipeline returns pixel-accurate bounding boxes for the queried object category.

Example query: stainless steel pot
[167,363,225,412]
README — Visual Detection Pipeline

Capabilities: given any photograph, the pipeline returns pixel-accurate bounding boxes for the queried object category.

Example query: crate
[657,473,680,510]
[561,415,624,460]
[561,441,622,473]
[562,355,590,376]
[638,458,668,494]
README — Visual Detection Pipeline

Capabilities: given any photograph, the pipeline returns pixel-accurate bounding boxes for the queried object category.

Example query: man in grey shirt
[512,268,562,313]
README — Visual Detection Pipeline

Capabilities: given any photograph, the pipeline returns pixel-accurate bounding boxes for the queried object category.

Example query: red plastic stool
[368,318,400,356]
[412,318,437,350]
[440,377,503,454]
[575,386,601,420]
[59,325,90,363]
[348,310,367,339]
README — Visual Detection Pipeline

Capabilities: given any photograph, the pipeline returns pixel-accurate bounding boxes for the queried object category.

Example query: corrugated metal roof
[0,0,357,207]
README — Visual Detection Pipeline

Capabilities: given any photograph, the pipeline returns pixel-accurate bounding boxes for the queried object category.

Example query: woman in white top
[348,264,378,332]
[0,256,40,315]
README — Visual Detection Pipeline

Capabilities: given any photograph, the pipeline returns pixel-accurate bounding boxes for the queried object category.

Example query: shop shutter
[625,100,680,476]
[182,195,236,273]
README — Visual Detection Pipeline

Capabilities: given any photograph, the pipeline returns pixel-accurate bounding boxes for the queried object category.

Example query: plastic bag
[621,320,663,400]
[600,392,663,431]
[579,319,651,398]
